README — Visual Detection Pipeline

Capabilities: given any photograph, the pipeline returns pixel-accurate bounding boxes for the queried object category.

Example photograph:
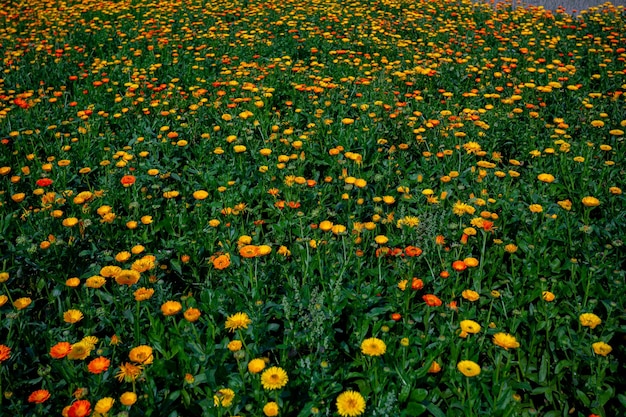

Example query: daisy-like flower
[225,312,252,332]
[63,309,84,324]
[457,360,481,377]
[213,388,235,407]
[87,356,111,374]
[360,337,386,356]
[492,333,520,350]
[580,313,602,329]
[28,389,51,404]
[592,341,612,356]
[116,362,143,382]
[336,390,366,417]
[0,344,11,362]
[260,366,289,390]
[129,345,153,365]
[161,301,182,316]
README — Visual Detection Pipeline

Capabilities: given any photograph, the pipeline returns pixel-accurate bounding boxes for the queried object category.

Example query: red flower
[391,313,402,321]
[411,278,424,291]
[423,294,442,307]
[120,175,136,187]
[36,178,53,187]
[68,400,91,417]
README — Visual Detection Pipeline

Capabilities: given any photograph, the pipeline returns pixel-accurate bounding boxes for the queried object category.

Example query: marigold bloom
[261,366,289,390]
[462,290,480,302]
[239,245,260,258]
[529,204,543,213]
[64,309,84,324]
[374,235,388,245]
[423,294,442,307]
[493,333,520,350]
[94,397,115,414]
[67,342,92,361]
[68,399,91,417]
[227,340,243,352]
[28,389,51,404]
[360,337,386,356]
[115,269,140,286]
[452,260,467,271]
[404,246,422,257]
[87,356,111,374]
[133,287,154,301]
[50,341,72,359]
[225,312,252,332]
[13,296,32,310]
[336,390,366,417]
[212,254,230,270]
[161,301,182,316]
[120,175,136,187]
[0,345,11,362]
[248,358,266,374]
[213,388,235,407]
[85,275,106,289]
[427,361,442,374]
[100,265,122,278]
[120,391,137,406]
[129,345,153,365]
[581,196,600,207]
[557,199,572,211]
[263,401,279,416]
[537,173,555,183]
[542,291,555,302]
[116,362,143,382]
[184,307,201,322]
[193,190,209,200]
[592,341,612,356]
[457,360,481,377]
[580,313,602,329]
[460,320,482,336]
[0,272,9,283]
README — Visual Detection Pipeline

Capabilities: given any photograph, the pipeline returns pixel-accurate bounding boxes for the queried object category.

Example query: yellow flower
[62,217,79,227]
[67,341,92,360]
[493,333,520,350]
[213,388,235,407]
[161,301,182,316]
[184,307,201,322]
[0,272,9,283]
[460,320,481,336]
[116,362,143,382]
[557,199,572,211]
[580,313,601,329]
[537,173,555,183]
[319,220,333,232]
[360,337,386,356]
[94,397,115,414]
[336,390,366,417]
[529,204,543,213]
[115,269,140,286]
[248,358,266,374]
[115,251,131,263]
[225,312,252,332]
[462,290,480,302]
[542,291,555,302]
[85,275,106,289]
[263,401,279,416]
[374,235,388,245]
[261,366,289,390]
[129,345,153,365]
[63,309,84,324]
[581,196,600,207]
[227,340,242,352]
[592,341,612,356]
[13,297,32,310]
[120,391,137,406]
[457,360,481,377]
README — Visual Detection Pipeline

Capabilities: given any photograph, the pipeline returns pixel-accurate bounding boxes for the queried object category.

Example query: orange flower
[161,301,182,316]
[0,344,11,362]
[87,356,111,374]
[184,307,201,322]
[411,277,424,291]
[212,254,230,270]
[239,245,260,258]
[50,342,72,359]
[68,399,91,417]
[404,246,423,257]
[120,175,136,187]
[452,260,467,271]
[28,389,51,404]
[423,294,442,307]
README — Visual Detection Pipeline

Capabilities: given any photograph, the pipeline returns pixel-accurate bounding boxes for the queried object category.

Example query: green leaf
[403,402,426,416]
[538,355,548,383]
[410,388,428,402]
[425,402,446,417]
[170,259,182,275]
[575,389,590,407]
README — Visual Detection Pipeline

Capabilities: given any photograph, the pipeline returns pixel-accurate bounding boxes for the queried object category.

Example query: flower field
[1,0,625,415]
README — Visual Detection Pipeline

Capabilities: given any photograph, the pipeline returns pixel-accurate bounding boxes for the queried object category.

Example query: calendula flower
[537,173,555,183]
[336,390,366,417]
[462,289,480,302]
[94,397,115,414]
[116,362,143,382]
[457,360,481,377]
[261,366,289,390]
[13,297,32,310]
[67,342,92,361]
[161,301,182,316]
[0,344,10,362]
[225,312,252,332]
[87,356,111,374]
[542,291,555,302]
[248,358,266,373]
[68,399,91,417]
[63,309,84,324]
[580,313,602,329]
[184,307,201,322]
[120,391,137,406]
[360,337,386,356]
[227,340,242,352]
[582,196,600,207]
[493,333,520,350]
[423,294,442,306]
[50,342,72,359]
[133,287,154,301]
[115,269,140,286]
[592,341,612,356]
[213,388,235,407]
[212,254,230,270]
[28,389,51,404]
[129,345,153,365]
[459,320,481,338]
